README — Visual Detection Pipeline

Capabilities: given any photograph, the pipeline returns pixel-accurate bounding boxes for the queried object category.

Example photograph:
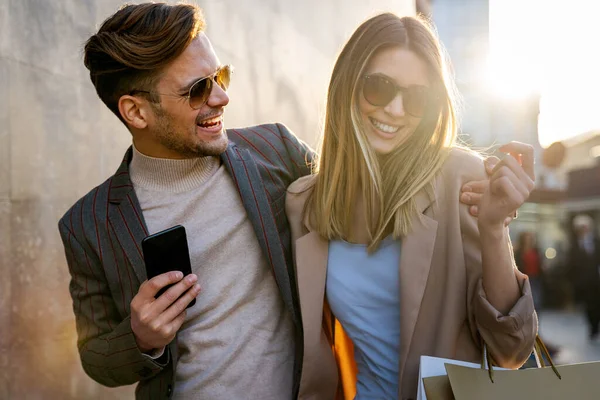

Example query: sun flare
[488,0,600,147]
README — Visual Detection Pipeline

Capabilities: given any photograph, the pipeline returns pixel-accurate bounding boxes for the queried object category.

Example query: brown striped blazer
[58,123,314,399]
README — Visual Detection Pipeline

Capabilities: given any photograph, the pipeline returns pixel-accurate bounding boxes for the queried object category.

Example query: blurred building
[559,131,600,186]
[431,0,492,144]
[429,1,569,292]
[430,0,542,155]
[559,132,600,221]
[416,0,432,14]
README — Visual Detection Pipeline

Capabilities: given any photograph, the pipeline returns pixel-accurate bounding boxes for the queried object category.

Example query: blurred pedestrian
[568,214,600,340]
[514,231,563,362]
[514,231,544,310]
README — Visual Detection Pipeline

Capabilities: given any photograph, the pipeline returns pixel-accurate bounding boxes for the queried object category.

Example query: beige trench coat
[286,148,537,400]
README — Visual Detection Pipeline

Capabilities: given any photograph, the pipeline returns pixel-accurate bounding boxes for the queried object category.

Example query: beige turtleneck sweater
[129,146,294,400]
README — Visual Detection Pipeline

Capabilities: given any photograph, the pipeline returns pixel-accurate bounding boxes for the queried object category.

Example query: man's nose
[206,81,230,108]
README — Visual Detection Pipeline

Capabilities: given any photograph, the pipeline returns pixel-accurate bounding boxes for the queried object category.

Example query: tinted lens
[215,65,232,91]
[188,78,212,109]
[363,75,430,117]
[405,86,428,117]
[188,66,233,109]
[363,75,397,107]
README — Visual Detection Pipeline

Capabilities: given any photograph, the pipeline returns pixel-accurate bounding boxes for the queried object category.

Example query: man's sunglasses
[132,65,233,109]
[362,74,432,117]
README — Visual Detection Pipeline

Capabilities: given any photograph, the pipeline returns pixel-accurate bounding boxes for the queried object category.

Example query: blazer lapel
[398,188,438,383]
[295,231,329,346]
[108,148,149,284]
[221,143,299,325]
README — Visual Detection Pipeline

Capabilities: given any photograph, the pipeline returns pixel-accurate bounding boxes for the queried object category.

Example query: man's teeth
[371,118,399,133]
[199,116,222,126]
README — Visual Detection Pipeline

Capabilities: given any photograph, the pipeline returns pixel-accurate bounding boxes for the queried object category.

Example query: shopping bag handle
[481,335,561,383]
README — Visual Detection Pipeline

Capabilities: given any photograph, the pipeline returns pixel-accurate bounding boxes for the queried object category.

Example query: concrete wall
[0,0,414,398]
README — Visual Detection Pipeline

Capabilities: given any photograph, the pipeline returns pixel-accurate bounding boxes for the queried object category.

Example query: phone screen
[141,225,196,307]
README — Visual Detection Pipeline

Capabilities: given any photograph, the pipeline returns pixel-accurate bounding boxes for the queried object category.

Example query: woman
[286,13,537,400]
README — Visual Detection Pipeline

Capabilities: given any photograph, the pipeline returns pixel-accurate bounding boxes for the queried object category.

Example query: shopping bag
[445,359,600,399]
[420,374,453,400]
[420,335,600,400]
[417,355,508,400]
[416,356,482,400]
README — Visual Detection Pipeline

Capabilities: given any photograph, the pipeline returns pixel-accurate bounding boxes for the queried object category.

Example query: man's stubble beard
[153,105,229,158]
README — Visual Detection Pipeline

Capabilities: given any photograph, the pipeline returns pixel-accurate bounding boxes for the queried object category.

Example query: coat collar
[221,142,300,325]
[108,147,136,205]
[397,191,438,384]
[104,147,147,283]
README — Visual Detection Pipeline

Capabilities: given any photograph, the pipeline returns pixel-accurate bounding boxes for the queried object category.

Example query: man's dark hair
[84,2,205,123]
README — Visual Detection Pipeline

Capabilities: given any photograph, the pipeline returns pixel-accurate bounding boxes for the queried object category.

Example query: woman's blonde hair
[307,13,459,251]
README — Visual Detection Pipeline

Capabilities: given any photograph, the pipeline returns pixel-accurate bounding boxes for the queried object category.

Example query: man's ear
[118,95,150,129]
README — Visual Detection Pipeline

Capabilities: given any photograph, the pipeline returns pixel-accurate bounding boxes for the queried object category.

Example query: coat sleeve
[58,219,169,387]
[458,153,537,368]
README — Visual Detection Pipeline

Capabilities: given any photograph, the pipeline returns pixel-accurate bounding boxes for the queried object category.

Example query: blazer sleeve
[458,156,537,369]
[58,219,168,387]
[276,122,316,179]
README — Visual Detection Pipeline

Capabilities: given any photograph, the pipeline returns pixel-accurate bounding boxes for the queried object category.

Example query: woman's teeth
[370,118,400,133]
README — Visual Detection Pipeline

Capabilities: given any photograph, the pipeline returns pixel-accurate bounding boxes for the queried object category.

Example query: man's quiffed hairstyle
[84,2,205,123]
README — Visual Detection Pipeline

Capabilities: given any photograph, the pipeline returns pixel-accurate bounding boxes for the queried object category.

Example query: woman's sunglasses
[132,65,233,109]
[362,74,431,117]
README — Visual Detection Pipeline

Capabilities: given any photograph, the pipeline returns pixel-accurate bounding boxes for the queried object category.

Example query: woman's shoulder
[286,174,317,218]
[427,147,487,211]
[439,146,487,183]
[287,174,317,195]
[444,146,485,171]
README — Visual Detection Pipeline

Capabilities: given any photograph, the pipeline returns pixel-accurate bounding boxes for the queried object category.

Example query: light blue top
[327,237,401,400]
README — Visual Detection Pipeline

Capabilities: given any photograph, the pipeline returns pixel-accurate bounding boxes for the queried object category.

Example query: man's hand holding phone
[130,271,201,353]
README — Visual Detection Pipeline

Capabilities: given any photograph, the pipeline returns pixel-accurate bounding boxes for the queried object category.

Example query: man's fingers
[141,271,184,299]
[160,284,201,325]
[154,274,198,313]
[498,141,535,181]
[169,310,188,335]
[152,310,188,345]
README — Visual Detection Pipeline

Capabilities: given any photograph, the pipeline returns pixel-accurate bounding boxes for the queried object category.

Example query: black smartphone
[141,225,196,308]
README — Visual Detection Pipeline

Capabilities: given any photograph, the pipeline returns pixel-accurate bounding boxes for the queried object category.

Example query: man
[568,214,600,340]
[59,4,311,399]
[58,3,507,399]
